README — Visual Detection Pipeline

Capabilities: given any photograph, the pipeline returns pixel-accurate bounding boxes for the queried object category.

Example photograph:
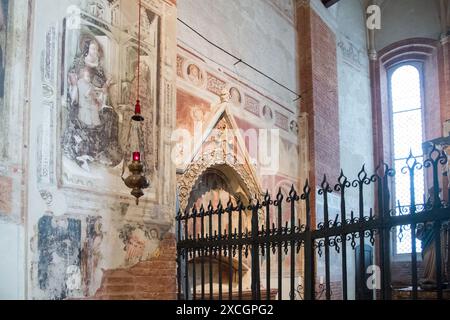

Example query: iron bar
[320,176,332,300]
[251,200,261,300]
[208,202,213,300]
[177,210,182,300]
[405,153,419,300]
[192,206,197,300]
[336,170,349,300]
[218,201,223,300]
[184,210,189,300]
[227,200,233,300]
[265,192,271,300]
[435,220,443,299]
[238,201,243,300]
[277,192,283,300]
[303,180,314,300]
[289,187,298,301]
[200,205,205,300]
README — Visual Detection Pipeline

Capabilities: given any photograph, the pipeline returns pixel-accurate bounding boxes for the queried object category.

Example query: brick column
[297,2,340,221]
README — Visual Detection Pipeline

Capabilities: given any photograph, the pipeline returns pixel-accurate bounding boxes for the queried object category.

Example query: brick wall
[391,261,425,286]
[298,4,340,222]
[93,233,177,300]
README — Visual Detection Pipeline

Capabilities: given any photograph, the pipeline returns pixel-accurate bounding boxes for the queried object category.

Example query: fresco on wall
[80,216,103,296]
[263,105,274,123]
[24,0,177,300]
[37,215,82,300]
[290,120,298,134]
[61,1,160,191]
[229,87,242,106]
[62,35,122,169]
[176,45,301,294]
[187,63,204,87]
[37,214,107,299]
[0,175,11,214]
[269,0,295,23]
[119,223,159,265]
[176,89,212,136]
[0,0,7,103]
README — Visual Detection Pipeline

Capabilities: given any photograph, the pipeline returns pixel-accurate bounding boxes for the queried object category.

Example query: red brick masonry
[297,4,340,224]
[94,233,177,300]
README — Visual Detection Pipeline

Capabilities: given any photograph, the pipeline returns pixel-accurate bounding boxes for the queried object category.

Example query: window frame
[386,61,427,260]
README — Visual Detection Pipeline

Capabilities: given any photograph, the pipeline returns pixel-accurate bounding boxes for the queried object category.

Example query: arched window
[388,63,425,254]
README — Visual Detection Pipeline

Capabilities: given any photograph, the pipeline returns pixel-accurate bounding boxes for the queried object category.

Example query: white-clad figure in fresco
[63,37,122,171]
[74,67,101,126]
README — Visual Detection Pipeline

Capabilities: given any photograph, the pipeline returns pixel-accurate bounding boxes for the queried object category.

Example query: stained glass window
[389,64,424,255]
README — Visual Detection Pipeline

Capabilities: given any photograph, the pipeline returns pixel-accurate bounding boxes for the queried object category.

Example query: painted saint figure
[263,105,273,121]
[63,37,122,171]
[229,87,241,105]
[187,64,203,86]
[73,67,101,126]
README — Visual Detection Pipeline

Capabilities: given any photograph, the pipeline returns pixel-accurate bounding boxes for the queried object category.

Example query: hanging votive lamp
[121,1,150,205]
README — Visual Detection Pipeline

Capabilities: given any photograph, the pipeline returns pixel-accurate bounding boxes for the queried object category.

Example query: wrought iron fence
[176,144,450,300]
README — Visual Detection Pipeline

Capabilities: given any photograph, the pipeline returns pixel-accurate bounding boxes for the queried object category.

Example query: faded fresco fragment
[0,0,8,158]
[119,223,159,265]
[80,216,103,296]
[0,175,12,214]
[0,0,7,103]
[37,215,82,300]
[37,215,105,299]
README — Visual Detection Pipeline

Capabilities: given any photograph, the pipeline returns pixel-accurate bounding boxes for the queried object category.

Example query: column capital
[368,50,378,61]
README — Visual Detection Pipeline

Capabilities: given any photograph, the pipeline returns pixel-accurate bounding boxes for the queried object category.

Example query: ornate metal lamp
[121,0,150,205]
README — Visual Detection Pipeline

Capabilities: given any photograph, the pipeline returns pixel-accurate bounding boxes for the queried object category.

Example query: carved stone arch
[178,157,262,212]
[177,105,264,212]
[186,167,238,211]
